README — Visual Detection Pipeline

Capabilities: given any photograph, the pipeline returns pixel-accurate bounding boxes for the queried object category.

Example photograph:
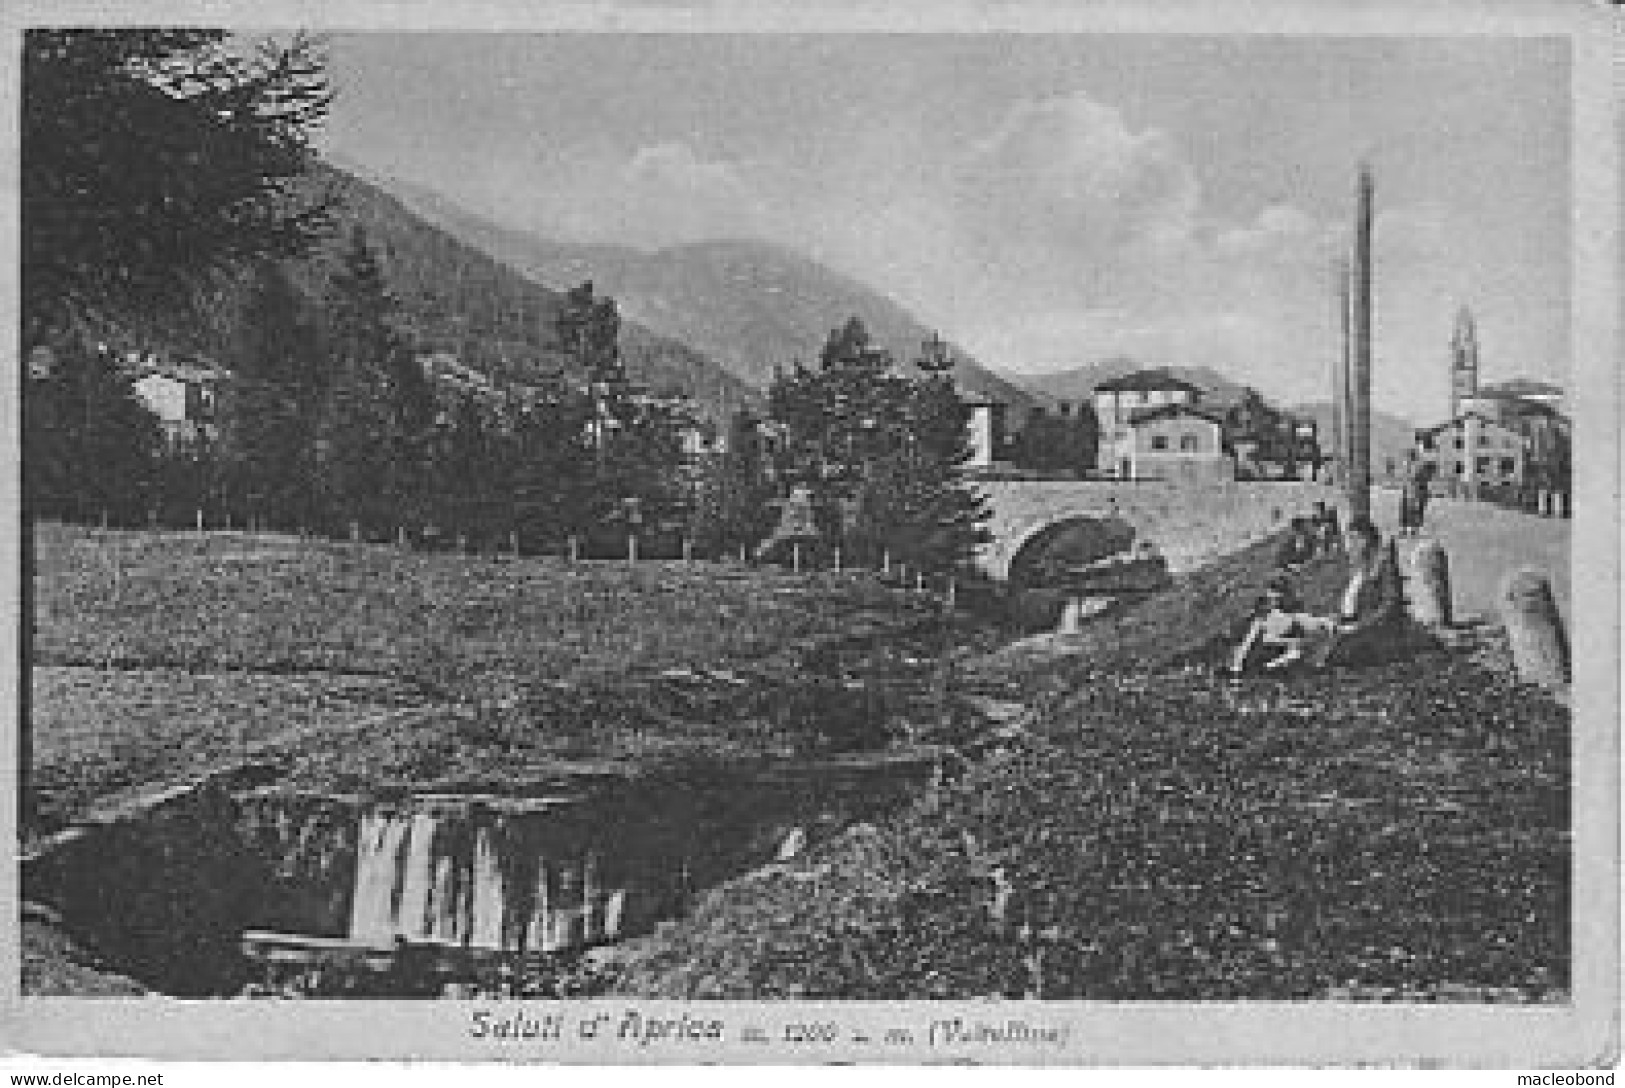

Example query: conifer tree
[507,388,597,546]
[227,260,327,529]
[315,225,431,536]
[25,344,163,524]
[768,321,990,572]
[23,31,332,340]
[557,282,692,538]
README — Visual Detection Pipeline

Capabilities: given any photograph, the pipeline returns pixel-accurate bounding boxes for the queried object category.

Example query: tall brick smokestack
[1347,164,1374,523]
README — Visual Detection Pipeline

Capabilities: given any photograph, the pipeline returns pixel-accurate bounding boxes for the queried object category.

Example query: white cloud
[472,94,1492,420]
[955,93,1200,262]
[610,142,773,246]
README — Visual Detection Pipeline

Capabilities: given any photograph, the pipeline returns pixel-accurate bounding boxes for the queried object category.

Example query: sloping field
[27,666,428,837]
[971,535,1353,680]
[598,535,1570,1001]
[32,525,924,698]
[28,524,934,834]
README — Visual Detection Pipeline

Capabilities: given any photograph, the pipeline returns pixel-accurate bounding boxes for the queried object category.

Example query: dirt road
[1369,487,1571,623]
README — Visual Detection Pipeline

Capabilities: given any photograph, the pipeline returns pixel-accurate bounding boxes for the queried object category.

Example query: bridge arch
[972,480,1320,581]
[999,515,1139,588]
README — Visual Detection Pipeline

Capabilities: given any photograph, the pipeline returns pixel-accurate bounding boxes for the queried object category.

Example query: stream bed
[23,744,953,997]
[23,594,1064,998]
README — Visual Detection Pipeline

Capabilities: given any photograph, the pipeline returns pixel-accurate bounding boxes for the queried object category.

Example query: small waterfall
[344,803,620,954]
[427,838,461,943]
[469,827,504,949]
[347,811,411,942]
[393,812,437,939]
[523,855,554,953]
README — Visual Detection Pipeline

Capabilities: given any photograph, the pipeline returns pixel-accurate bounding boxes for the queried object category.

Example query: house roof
[130,361,232,384]
[1478,378,1564,399]
[1415,411,1523,440]
[1127,403,1226,427]
[1463,393,1565,422]
[1094,368,1203,395]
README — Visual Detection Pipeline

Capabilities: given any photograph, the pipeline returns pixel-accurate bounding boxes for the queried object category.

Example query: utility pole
[1347,164,1374,523]
[1331,255,1349,487]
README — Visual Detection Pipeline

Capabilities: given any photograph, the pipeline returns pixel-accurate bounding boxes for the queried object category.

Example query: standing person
[1275,516,1318,569]
[1310,500,1342,554]
[1401,459,1437,536]
[1398,454,1419,536]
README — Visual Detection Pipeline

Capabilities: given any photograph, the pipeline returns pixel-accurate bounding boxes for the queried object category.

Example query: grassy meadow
[32,524,921,695]
[28,523,932,832]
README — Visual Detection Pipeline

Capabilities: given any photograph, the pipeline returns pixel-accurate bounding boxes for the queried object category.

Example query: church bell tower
[1450,306,1479,420]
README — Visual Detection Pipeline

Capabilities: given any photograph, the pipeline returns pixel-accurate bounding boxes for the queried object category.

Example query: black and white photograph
[6,0,1618,1071]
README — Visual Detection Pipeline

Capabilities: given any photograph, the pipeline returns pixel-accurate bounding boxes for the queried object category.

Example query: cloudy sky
[320,33,1569,420]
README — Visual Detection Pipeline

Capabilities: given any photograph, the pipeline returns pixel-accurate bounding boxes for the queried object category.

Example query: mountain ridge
[308,164,759,422]
[367,170,1047,418]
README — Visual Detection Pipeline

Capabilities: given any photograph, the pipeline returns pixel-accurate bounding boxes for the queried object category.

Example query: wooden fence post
[1498,568,1569,688]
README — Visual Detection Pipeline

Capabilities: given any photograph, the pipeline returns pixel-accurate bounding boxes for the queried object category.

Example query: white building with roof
[1092,369,1204,479]
[125,354,232,451]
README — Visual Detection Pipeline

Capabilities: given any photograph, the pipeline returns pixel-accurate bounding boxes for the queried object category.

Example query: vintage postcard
[3,0,1617,1071]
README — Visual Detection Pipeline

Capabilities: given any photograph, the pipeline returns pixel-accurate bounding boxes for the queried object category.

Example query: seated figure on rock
[1229,575,1337,675]
[1229,518,1406,675]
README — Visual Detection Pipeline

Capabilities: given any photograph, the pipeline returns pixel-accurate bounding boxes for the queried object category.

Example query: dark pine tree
[852,336,990,573]
[227,260,328,530]
[689,407,776,558]
[22,31,332,342]
[315,225,431,537]
[507,388,596,547]
[26,343,164,525]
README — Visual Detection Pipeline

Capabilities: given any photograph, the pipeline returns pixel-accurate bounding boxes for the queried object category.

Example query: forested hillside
[375,171,1043,417]
[77,163,757,423]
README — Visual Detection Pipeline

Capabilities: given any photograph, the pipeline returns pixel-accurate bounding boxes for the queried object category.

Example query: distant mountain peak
[367,171,1046,419]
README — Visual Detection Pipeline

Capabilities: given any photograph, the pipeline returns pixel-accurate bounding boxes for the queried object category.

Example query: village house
[1092,369,1207,480]
[1092,370,1241,480]
[1414,411,1528,500]
[1121,402,1234,484]
[124,353,231,453]
[1230,416,1322,481]
[962,396,1008,470]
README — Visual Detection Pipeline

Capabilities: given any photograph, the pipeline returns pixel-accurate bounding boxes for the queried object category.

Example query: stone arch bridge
[973,480,1334,582]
